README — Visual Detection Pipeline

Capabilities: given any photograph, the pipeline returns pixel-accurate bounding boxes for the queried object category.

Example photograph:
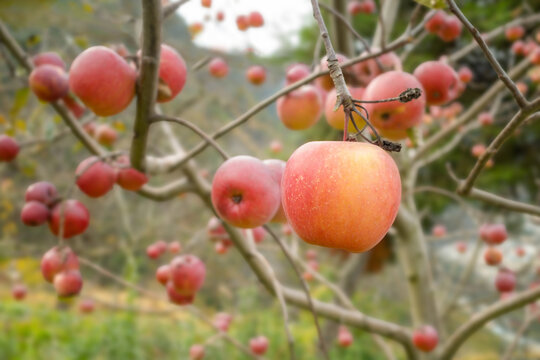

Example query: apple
[94,124,118,147]
[207,216,228,239]
[505,25,525,42]
[246,65,266,85]
[348,1,362,15]
[114,156,149,191]
[41,246,80,283]
[146,243,162,259]
[49,199,90,238]
[316,54,348,91]
[478,112,493,126]
[455,241,467,254]
[438,15,462,42]
[189,22,204,37]
[412,325,438,352]
[76,156,116,198]
[263,159,287,223]
[530,47,540,65]
[169,255,206,297]
[282,223,293,236]
[236,15,249,31]
[471,143,486,158]
[432,224,447,237]
[32,52,66,70]
[211,156,281,228]
[269,140,283,153]
[337,326,353,347]
[359,0,376,14]
[79,298,95,313]
[156,44,187,103]
[277,85,322,130]
[69,46,137,116]
[243,226,266,243]
[29,64,69,102]
[516,81,528,94]
[495,268,516,293]
[12,284,27,301]
[425,11,446,33]
[216,11,224,22]
[324,87,365,130]
[285,63,310,84]
[169,241,182,254]
[516,247,526,257]
[458,66,473,83]
[248,11,264,27]
[201,0,211,7]
[484,247,503,266]
[21,201,50,226]
[23,181,56,208]
[281,141,401,252]
[189,344,205,360]
[0,135,20,162]
[167,280,194,305]
[54,269,83,297]
[352,50,402,86]
[213,312,233,332]
[215,240,230,254]
[480,224,507,245]
[362,71,425,140]
[208,57,228,78]
[156,264,171,285]
[414,61,459,106]
[249,336,269,355]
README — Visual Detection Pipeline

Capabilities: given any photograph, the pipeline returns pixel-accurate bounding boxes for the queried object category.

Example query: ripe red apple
[505,25,525,42]
[277,85,322,130]
[530,47,540,65]
[359,0,376,14]
[269,140,283,154]
[458,66,473,83]
[49,199,90,238]
[281,142,401,252]
[432,224,447,237]
[201,0,211,7]
[211,156,281,228]
[324,87,365,130]
[285,63,310,84]
[208,57,228,78]
[41,246,80,283]
[512,41,526,56]
[316,54,348,91]
[32,52,66,70]
[352,50,402,86]
[213,312,233,332]
[246,65,266,85]
[21,201,50,226]
[438,16,462,42]
[0,135,20,162]
[169,255,206,297]
[167,280,194,305]
[79,298,95,313]
[76,157,116,198]
[156,264,171,285]
[263,159,287,223]
[425,11,446,33]
[169,241,182,254]
[478,112,493,126]
[362,71,425,140]
[156,44,187,102]
[54,269,83,297]
[472,144,486,159]
[480,224,508,245]
[348,1,362,15]
[337,326,353,347]
[236,15,249,31]
[94,124,118,147]
[114,156,149,191]
[249,336,269,355]
[484,247,503,266]
[412,325,439,352]
[69,46,136,116]
[248,11,264,27]
[455,241,467,254]
[189,344,205,360]
[12,284,27,301]
[23,182,54,206]
[29,64,69,102]
[216,11,224,22]
[495,268,516,293]
[414,61,459,106]
[146,243,162,259]
[215,240,230,254]
[516,247,526,257]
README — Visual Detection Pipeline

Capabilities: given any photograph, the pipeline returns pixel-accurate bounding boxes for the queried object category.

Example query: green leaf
[9,88,30,119]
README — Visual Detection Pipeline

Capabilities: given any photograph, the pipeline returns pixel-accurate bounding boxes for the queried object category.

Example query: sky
[175,0,313,56]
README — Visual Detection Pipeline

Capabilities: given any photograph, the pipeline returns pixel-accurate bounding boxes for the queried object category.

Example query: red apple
[169,241,182,254]
[76,156,116,198]
[21,201,50,226]
[432,224,447,237]
[189,22,204,37]
[79,298,95,313]
[458,66,473,83]
[359,0,376,14]
[29,64,69,102]
[32,52,66,70]
[211,156,281,228]
[246,65,266,85]
[156,44,187,102]
[12,284,27,301]
[414,61,459,106]
[505,25,525,42]
[324,87,365,130]
[236,15,249,31]
[263,159,287,223]
[166,280,194,305]
[249,336,269,355]
[69,46,137,116]
[495,268,516,293]
[114,156,149,191]
[0,135,19,162]
[455,241,467,254]
[478,112,493,126]
[425,11,446,33]
[146,243,162,259]
[169,255,206,296]
[337,326,353,347]
[94,124,118,147]
[216,11,224,22]
[348,1,362,15]
[480,224,508,245]
[49,199,90,238]
[54,269,83,297]
[412,325,439,352]
[484,247,503,266]
[269,140,283,153]
[189,344,205,360]
[248,11,264,27]
[201,0,211,7]
[215,240,230,254]
[438,15,462,42]
[208,57,228,78]
[352,50,402,86]
[285,63,310,84]
[41,246,80,283]
[277,85,322,130]
[281,142,401,252]
[156,264,171,285]
[362,71,425,140]
[207,216,228,240]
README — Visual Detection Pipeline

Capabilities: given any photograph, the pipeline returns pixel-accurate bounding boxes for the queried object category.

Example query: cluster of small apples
[236,11,265,31]
[207,57,267,86]
[347,0,376,15]
[147,240,182,259]
[20,181,90,239]
[302,249,319,281]
[41,245,83,297]
[207,217,266,254]
[424,11,462,42]
[480,223,507,267]
[154,254,206,305]
[75,155,149,198]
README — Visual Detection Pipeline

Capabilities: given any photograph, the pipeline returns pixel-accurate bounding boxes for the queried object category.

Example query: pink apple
[263,159,287,223]
[25,181,58,206]
[277,85,322,130]
[337,326,353,347]
[324,86,365,130]
[156,44,187,102]
[208,57,228,78]
[32,52,66,70]
[414,61,459,106]
[29,64,69,102]
[249,335,269,355]
[246,65,266,85]
[54,269,83,297]
[484,247,503,266]
[76,156,116,198]
[41,246,80,283]
[412,325,439,352]
[495,268,516,293]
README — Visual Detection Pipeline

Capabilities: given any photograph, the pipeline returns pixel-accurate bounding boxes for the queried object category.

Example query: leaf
[414,0,447,9]
[9,88,30,119]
